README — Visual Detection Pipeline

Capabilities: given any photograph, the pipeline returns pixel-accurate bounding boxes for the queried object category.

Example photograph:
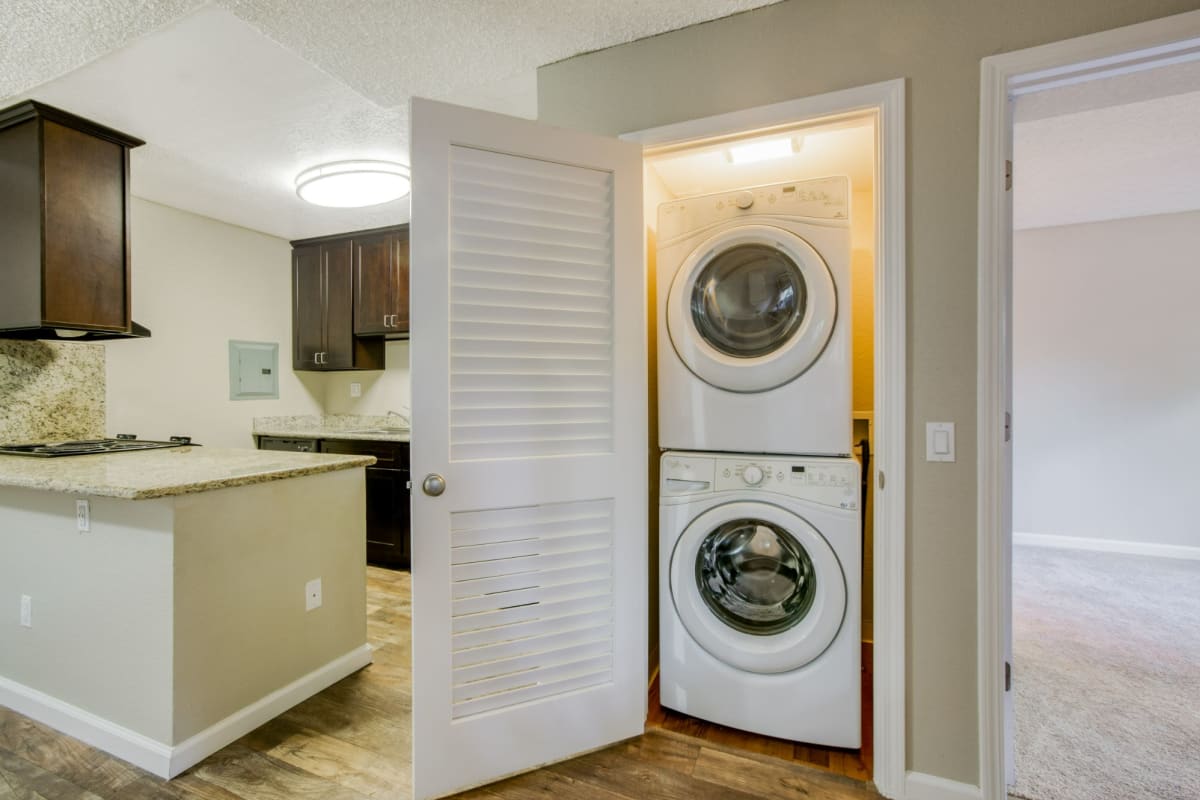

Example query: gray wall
[536,0,1200,785]
[1013,211,1200,549]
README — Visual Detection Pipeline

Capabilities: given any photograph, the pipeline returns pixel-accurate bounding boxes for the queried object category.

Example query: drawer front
[319,438,410,469]
[258,437,318,453]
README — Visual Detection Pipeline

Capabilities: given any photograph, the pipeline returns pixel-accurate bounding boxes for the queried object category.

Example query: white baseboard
[0,674,173,775]
[0,643,373,779]
[905,771,983,800]
[167,643,373,777]
[1014,531,1200,561]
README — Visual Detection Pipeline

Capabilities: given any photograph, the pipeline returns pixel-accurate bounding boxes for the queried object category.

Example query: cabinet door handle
[383,314,390,328]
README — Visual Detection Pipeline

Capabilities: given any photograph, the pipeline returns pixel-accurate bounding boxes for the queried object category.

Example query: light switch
[926,422,955,462]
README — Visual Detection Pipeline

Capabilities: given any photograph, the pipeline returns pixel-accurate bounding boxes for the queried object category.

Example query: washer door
[670,501,846,674]
[666,224,837,392]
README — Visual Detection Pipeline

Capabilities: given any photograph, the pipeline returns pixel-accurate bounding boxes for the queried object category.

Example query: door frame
[976,10,1200,800]
[622,78,907,799]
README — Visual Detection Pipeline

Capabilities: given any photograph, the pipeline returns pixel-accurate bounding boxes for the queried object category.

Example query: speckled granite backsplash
[0,341,105,444]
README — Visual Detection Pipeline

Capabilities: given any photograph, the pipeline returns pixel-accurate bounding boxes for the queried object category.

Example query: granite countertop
[252,414,411,443]
[0,446,375,500]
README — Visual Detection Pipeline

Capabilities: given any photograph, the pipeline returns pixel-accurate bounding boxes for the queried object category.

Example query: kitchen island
[0,446,375,778]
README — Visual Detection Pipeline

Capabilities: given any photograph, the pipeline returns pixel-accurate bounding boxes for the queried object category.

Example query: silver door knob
[422,473,446,497]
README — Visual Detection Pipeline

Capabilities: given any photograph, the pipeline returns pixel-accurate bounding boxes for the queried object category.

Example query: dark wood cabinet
[0,101,147,340]
[318,438,411,568]
[291,224,408,371]
[353,226,410,337]
[291,239,383,371]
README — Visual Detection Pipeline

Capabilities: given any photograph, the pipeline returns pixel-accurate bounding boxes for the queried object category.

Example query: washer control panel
[662,451,859,510]
[716,456,858,510]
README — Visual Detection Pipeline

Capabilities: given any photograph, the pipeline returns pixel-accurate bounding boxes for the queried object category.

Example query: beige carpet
[1010,544,1200,800]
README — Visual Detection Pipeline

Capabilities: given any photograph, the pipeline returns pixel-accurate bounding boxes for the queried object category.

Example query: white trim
[623,77,907,799]
[0,644,372,779]
[1014,531,1200,561]
[0,674,173,776]
[977,9,1200,800]
[905,771,983,800]
[168,643,373,777]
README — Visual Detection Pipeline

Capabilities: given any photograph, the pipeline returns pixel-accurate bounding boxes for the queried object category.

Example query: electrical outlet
[350,382,362,398]
[20,595,31,628]
[305,578,322,611]
[76,499,90,532]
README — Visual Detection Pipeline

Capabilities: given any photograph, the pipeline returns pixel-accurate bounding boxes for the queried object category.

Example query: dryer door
[666,224,837,392]
[670,500,847,674]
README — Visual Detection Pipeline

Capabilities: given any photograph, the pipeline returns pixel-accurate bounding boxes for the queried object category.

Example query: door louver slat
[450,146,614,462]
[449,499,614,719]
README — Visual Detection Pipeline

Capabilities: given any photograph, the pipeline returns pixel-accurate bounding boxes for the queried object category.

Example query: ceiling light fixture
[295,160,411,208]
[726,136,801,165]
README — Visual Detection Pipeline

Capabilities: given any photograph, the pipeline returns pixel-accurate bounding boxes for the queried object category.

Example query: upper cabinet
[291,224,408,372]
[353,226,410,337]
[0,101,150,341]
[292,237,384,371]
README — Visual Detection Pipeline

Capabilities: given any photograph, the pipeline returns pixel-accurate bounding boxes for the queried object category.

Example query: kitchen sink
[346,427,409,435]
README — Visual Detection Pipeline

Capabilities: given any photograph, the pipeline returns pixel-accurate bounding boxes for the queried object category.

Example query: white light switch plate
[350,382,362,398]
[926,422,955,462]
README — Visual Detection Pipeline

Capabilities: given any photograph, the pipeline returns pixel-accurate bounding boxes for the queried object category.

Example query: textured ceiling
[1,0,781,239]
[1013,61,1200,231]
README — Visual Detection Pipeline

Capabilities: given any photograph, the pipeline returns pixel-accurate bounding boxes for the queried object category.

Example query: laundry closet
[639,113,878,774]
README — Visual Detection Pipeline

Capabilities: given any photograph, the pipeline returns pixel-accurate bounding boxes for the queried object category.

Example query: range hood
[0,101,150,342]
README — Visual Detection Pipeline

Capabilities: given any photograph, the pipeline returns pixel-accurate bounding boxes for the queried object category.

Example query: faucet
[387,407,411,428]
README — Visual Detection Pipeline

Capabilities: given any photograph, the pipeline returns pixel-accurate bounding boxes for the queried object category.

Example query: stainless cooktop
[0,437,196,458]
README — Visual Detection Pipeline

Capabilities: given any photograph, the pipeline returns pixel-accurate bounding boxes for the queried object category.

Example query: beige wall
[172,469,367,741]
[537,0,1200,784]
[105,199,325,448]
[1013,210,1200,549]
[0,488,176,741]
[322,340,412,416]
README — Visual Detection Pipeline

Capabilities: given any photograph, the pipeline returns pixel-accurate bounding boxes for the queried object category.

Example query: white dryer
[657,177,852,456]
[659,450,861,746]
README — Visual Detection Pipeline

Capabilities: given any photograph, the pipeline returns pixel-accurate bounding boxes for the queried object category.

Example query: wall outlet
[20,595,31,628]
[350,382,362,398]
[76,499,90,532]
[305,578,322,611]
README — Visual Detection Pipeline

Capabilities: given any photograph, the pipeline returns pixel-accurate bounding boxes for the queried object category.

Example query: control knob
[733,191,755,209]
[743,465,764,485]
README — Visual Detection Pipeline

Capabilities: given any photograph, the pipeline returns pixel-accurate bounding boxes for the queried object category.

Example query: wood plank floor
[647,641,875,782]
[0,567,880,800]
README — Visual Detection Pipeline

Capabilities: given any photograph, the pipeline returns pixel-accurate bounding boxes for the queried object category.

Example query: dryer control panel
[657,176,850,243]
[661,451,859,510]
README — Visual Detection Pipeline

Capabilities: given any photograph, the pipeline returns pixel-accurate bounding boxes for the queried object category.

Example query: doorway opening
[977,10,1200,800]
[623,78,906,797]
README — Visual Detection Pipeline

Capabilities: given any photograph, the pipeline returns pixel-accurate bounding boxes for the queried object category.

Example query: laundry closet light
[295,160,411,208]
[727,136,802,165]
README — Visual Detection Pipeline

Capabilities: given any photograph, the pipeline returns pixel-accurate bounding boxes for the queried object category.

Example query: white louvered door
[409,98,646,800]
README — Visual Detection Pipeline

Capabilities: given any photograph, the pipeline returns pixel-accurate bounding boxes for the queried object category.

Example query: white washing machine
[659,450,861,746]
[657,177,852,456]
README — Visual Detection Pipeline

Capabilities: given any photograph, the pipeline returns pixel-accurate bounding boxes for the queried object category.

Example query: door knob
[422,473,446,497]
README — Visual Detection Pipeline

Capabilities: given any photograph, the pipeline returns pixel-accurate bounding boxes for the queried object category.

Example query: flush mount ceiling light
[295,160,411,208]
[726,136,803,165]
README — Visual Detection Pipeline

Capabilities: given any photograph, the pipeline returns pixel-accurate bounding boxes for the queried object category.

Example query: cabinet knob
[422,473,446,497]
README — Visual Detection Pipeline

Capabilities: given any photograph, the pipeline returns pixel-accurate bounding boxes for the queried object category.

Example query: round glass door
[691,244,807,359]
[667,225,838,393]
[670,501,847,674]
[696,518,817,636]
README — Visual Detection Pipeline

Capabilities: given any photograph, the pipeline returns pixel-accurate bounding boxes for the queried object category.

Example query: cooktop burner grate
[0,437,197,458]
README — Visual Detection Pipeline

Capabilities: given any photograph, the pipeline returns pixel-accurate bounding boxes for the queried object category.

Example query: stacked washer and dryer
[657,176,862,747]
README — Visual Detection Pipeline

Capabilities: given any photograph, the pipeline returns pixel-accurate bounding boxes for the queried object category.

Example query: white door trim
[976,10,1200,800]
[623,78,907,800]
